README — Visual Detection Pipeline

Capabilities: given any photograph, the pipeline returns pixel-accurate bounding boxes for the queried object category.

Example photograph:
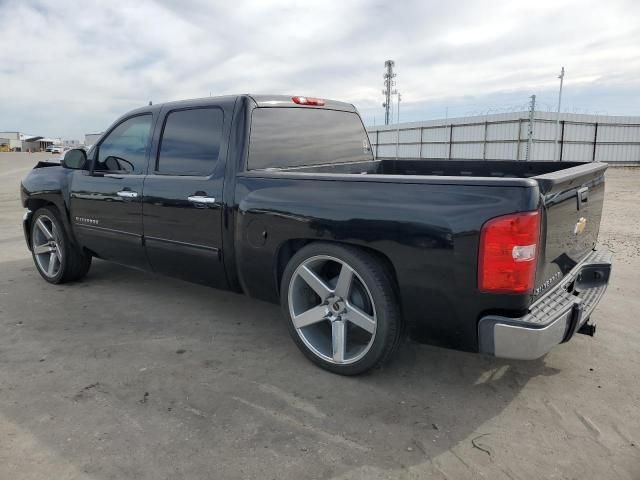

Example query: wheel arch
[26,198,56,213]
[24,199,57,250]
[274,239,401,302]
[25,199,80,250]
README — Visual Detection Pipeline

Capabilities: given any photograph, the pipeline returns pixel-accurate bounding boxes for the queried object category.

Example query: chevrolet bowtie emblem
[574,217,587,235]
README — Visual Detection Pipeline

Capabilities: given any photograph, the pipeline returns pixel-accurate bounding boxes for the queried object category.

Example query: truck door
[141,104,229,289]
[70,113,154,269]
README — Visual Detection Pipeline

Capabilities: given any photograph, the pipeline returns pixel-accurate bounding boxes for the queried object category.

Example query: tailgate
[533,162,608,298]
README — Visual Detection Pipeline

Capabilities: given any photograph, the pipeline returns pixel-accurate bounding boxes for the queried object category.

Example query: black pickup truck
[20,94,612,375]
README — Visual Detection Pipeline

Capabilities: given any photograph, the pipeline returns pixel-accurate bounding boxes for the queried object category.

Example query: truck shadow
[0,258,561,479]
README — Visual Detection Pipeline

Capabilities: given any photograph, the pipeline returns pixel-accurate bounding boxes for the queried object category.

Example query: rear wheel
[31,207,91,284]
[281,242,402,375]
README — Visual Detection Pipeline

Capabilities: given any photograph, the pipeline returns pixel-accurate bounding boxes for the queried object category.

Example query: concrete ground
[0,152,638,480]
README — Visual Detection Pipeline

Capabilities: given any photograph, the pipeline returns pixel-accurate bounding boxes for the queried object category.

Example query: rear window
[248,108,372,170]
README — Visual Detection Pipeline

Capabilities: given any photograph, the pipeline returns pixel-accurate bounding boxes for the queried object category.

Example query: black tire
[30,206,91,284]
[280,242,402,375]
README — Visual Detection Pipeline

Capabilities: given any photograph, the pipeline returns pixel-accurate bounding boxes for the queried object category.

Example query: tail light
[292,96,325,106]
[478,211,540,293]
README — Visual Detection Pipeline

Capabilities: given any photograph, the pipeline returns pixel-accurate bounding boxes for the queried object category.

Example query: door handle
[188,195,216,205]
[577,187,588,210]
[117,190,138,198]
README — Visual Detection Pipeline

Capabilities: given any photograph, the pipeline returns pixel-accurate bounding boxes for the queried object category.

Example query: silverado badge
[574,217,587,235]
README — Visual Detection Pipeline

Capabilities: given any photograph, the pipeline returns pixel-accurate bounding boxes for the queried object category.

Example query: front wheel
[281,242,402,375]
[30,207,92,284]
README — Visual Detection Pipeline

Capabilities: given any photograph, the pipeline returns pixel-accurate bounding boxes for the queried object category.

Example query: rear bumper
[478,248,612,360]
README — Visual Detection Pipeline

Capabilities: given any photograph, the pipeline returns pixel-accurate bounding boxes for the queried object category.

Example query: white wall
[368,112,640,163]
[84,133,102,146]
[0,131,22,150]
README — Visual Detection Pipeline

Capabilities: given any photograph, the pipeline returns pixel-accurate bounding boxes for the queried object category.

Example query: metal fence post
[592,122,598,162]
[516,119,522,160]
[448,124,453,160]
[483,121,488,160]
[559,121,565,161]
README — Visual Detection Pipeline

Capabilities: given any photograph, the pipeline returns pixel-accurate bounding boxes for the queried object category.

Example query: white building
[84,132,102,146]
[0,131,60,152]
[0,132,23,150]
[367,111,640,164]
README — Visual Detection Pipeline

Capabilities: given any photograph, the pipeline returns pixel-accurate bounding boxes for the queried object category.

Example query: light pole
[526,94,536,161]
[555,67,565,161]
[395,92,401,159]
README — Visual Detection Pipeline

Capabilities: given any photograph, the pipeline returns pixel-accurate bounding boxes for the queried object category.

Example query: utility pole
[395,92,401,159]
[526,94,536,161]
[555,66,565,161]
[382,60,396,125]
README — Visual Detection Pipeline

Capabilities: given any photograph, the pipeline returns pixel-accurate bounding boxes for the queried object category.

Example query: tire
[30,206,92,284]
[280,242,402,375]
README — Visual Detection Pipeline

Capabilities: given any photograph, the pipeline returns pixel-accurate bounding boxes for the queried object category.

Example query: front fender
[20,166,80,249]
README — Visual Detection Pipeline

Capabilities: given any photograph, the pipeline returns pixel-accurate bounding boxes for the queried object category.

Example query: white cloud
[0,0,638,138]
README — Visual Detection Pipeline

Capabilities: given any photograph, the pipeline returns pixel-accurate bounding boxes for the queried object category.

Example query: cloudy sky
[1,0,639,139]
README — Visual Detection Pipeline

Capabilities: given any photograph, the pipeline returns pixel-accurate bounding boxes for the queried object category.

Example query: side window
[95,115,152,174]
[156,108,223,176]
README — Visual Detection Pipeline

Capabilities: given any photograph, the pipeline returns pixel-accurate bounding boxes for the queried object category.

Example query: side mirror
[61,148,87,170]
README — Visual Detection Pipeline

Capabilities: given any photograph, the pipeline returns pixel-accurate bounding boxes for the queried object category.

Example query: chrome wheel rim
[288,255,377,365]
[32,215,63,278]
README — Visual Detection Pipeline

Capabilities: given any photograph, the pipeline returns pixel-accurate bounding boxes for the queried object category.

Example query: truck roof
[248,94,357,112]
[123,94,357,117]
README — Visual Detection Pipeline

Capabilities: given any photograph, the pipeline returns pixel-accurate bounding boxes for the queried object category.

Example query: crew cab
[20,94,612,375]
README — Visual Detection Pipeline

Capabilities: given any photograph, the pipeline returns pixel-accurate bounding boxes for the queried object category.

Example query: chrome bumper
[478,248,612,360]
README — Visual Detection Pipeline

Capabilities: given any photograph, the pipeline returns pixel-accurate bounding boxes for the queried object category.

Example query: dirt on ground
[0,153,638,480]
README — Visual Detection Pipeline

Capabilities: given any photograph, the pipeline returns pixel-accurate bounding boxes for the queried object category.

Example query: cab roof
[247,94,357,112]
[123,94,357,117]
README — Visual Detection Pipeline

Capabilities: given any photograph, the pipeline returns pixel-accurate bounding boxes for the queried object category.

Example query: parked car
[48,145,63,154]
[19,95,612,375]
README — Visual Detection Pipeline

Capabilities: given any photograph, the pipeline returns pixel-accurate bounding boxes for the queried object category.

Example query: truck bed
[275,159,590,180]
[247,158,608,321]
